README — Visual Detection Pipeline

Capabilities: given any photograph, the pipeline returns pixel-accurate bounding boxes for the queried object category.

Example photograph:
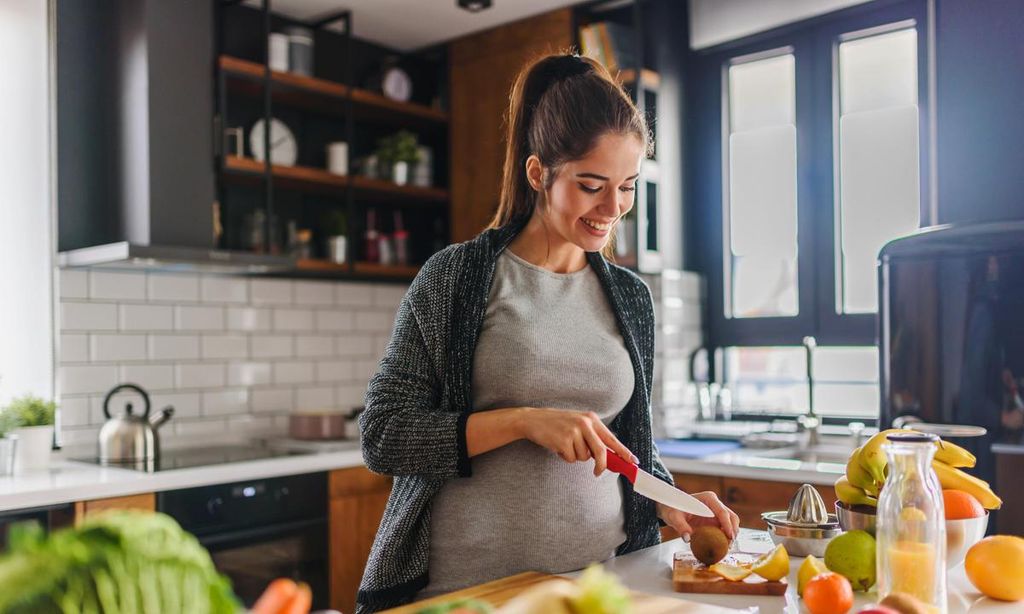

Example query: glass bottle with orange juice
[877,432,947,613]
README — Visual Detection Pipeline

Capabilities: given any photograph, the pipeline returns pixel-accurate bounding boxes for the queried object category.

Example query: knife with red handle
[606,450,714,517]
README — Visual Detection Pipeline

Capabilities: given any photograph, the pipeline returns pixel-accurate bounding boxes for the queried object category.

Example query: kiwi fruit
[690,526,729,566]
[880,592,929,614]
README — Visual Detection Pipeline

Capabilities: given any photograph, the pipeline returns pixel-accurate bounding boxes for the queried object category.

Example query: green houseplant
[1,395,56,472]
[376,130,421,185]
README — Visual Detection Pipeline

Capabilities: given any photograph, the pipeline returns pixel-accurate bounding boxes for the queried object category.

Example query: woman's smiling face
[529,132,644,254]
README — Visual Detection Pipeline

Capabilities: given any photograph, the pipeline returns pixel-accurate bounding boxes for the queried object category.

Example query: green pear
[824,530,877,591]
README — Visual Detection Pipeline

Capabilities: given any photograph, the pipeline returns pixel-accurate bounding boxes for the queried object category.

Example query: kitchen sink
[748,444,854,465]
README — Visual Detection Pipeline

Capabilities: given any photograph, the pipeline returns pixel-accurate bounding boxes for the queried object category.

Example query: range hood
[55,1,279,274]
[58,242,294,274]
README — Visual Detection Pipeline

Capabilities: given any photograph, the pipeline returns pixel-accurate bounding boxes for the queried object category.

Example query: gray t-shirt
[421,249,636,597]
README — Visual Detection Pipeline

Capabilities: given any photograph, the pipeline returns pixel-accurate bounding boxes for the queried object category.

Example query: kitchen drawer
[671,472,723,495]
[74,493,155,524]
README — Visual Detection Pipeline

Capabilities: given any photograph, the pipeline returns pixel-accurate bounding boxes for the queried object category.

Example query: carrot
[251,578,298,614]
[278,581,312,614]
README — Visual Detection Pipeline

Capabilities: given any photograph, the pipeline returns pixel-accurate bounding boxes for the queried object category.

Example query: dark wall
[935,0,1024,225]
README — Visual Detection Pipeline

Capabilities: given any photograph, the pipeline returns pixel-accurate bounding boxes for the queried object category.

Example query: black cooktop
[76,444,312,472]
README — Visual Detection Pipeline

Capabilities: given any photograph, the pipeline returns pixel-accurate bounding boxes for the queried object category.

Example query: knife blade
[606,450,715,517]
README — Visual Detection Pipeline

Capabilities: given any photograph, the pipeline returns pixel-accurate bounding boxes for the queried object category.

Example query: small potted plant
[1,395,56,471]
[376,130,421,186]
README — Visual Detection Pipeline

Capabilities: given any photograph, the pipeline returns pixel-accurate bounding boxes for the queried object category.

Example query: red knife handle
[605,450,638,483]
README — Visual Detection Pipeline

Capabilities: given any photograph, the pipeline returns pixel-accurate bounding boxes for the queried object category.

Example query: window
[690,0,929,419]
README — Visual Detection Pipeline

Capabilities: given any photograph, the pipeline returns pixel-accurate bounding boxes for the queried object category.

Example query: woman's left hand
[656,492,740,542]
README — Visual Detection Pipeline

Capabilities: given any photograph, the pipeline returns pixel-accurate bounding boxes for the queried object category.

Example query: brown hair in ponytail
[489,52,651,257]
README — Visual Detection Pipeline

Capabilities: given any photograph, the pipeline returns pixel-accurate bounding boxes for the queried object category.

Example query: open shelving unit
[214,2,449,281]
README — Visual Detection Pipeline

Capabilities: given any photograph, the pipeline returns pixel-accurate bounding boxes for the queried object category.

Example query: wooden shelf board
[222,155,448,202]
[219,55,448,124]
[352,262,420,279]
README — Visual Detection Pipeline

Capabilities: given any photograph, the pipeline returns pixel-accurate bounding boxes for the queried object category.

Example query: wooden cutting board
[673,552,787,596]
[382,571,746,613]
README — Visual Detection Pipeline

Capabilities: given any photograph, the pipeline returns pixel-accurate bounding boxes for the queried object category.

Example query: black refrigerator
[878,221,1024,533]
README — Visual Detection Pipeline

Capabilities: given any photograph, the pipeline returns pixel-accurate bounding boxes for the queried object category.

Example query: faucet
[797,336,820,449]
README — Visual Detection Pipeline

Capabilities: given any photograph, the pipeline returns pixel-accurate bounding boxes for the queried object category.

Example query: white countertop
[661,453,841,486]
[0,444,365,512]
[0,438,842,513]
[567,530,1021,613]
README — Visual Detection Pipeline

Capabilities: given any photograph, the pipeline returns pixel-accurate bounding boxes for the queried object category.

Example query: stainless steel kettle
[99,383,174,469]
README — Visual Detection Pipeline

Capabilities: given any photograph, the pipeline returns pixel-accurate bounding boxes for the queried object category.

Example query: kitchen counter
[1,436,842,513]
[0,442,364,512]
[562,530,1020,614]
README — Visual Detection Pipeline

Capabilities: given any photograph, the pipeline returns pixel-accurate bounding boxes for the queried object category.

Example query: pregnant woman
[356,52,739,613]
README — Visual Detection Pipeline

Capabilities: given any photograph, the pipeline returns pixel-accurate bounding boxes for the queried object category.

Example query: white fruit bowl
[835,502,988,568]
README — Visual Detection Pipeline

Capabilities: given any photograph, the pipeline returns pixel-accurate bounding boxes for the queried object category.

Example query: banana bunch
[835,428,1002,510]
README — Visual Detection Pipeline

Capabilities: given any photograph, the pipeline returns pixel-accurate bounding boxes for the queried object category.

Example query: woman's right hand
[519,407,638,476]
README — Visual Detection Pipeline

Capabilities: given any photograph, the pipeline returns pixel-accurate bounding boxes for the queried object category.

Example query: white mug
[327,142,348,176]
[269,33,289,72]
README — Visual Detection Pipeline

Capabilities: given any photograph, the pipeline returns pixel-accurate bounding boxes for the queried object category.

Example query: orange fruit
[965,535,1024,601]
[803,572,854,614]
[942,489,985,520]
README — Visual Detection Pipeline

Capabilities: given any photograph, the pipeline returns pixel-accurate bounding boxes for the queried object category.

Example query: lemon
[709,563,752,582]
[797,555,828,596]
[751,544,790,582]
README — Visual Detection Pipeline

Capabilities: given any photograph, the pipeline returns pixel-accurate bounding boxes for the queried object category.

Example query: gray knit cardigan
[356,219,672,612]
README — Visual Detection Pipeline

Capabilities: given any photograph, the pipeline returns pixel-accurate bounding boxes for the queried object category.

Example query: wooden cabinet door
[449,8,573,243]
[74,493,156,524]
[329,468,392,614]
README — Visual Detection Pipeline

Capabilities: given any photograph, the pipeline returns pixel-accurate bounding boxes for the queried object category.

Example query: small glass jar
[876,432,947,612]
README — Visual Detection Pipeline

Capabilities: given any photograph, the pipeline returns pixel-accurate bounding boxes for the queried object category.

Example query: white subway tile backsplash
[335,383,367,408]
[372,285,408,308]
[59,426,101,448]
[273,361,314,384]
[59,269,88,298]
[119,364,175,390]
[335,282,374,307]
[173,418,227,437]
[60,365,118,394]
[295,386,334,409]
[201,335,249,359]
[57,268,441,448]
[251,279,292,305]
[295,335,334,357]
[149,335,200,360]
[60,333,89,363]
[91,334,147,361]
[227,362,272,387]
[149,391,201,419]
[273,308,314,331]
[354,311,393,333]
[315,360,354,383]
[226,307,272,331]
[315,310,353,332]
[90,271,147,300]
[120,304,174,331]
[294,281,335,305]
[251,388,293,413]
[148,274,200,302]
[334,334,375,357]
[59,396,93,427]
[202,389,249,416]
[175,306,224,330]
[176,363,225,388]
[251,335,293,358]
[200,276,248,303]
[62,302,118,331]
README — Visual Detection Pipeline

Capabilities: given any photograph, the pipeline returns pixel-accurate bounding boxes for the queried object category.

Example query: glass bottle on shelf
[876,432,947,612]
